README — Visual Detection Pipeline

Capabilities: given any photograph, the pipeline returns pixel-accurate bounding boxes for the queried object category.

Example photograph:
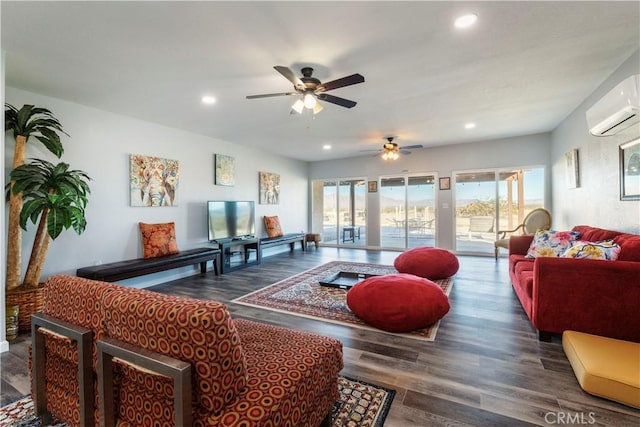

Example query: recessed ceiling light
[464,122,476,129]
[201,95,216,105]
[455,14,478,29]
[323,144,332,150]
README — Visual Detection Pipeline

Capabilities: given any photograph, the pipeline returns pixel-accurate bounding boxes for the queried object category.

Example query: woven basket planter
[6,284,45,332]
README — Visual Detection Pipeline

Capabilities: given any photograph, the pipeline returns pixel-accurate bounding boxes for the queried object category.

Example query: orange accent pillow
[139,222,179,259]
[263,216,284,238]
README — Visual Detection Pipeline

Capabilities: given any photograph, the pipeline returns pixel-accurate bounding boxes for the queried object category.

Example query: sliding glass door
[311,179,366,246]
[498,168,546,232]
[379,174,436,249]
[454,171,496,254]
[454,167,545,254]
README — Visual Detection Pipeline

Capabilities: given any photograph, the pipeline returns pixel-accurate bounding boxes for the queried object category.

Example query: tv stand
[215,237,260,273]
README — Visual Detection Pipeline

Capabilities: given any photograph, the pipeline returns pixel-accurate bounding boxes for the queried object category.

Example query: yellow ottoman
[562,331,640,408]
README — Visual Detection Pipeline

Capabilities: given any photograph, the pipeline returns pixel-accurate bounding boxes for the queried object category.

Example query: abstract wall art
[259,171,280,204]
[215,154,235,186]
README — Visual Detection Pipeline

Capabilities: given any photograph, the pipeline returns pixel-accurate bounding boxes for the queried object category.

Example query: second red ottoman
[394,246,459,280]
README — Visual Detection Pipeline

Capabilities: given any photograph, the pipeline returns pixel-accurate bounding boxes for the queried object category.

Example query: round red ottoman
[394,247,459,280]
[346,273,450,333]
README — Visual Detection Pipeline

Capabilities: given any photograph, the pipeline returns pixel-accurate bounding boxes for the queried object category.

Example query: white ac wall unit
[586,74,640,137]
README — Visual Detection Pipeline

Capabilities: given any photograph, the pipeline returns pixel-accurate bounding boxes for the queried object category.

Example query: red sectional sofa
[508,225,640,342]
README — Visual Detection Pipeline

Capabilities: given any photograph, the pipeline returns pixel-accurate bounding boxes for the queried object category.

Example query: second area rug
[232,261,453,341]
[0,376,394,427]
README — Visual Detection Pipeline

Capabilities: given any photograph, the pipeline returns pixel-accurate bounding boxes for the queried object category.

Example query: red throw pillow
[346,273,450,333]
[264,215,284,238]
[394,247,459,280]
[139,222,179,259]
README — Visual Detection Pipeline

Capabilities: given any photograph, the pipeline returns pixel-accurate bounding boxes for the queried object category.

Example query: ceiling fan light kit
[247,65,364,115]
[360,136,424,160]
[381,150,400,161]
[290,99,305,115]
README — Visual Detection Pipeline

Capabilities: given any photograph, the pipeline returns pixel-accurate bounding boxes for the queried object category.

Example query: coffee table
[319,271,378,290]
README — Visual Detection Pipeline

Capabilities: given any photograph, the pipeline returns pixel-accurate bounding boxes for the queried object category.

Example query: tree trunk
[23,208,51,288]
[6,135,28,291]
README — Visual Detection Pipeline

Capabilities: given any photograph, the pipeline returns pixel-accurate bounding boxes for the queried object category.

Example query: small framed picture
[620,138,640,201]
[368,181,378,193]
[439,177,451,190]
[565,149,580,189]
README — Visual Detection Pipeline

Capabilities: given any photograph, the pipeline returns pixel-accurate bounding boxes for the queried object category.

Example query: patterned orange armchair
[97,286,343,426]
[31,275,122,426]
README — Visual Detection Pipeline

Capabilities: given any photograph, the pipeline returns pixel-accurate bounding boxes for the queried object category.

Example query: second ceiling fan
[362,137,424,160]
[246,66,364,115]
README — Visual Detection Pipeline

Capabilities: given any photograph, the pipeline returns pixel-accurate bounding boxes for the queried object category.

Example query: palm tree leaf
[52,162,70,175]
[19,199,47,230]
[29,107,56,118]
[33,136,64,158]
[4,105,18,131]
[32,120,66,134]
[16,105,35,132]
[46,208,66,239]
[69,206,87,234]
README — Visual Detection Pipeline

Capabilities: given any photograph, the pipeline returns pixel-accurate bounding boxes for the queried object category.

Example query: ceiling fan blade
[399,144,423,150]
[274,66,305,90]
[359,149,383,152]
[246,92,298,99]
[317,74,365,92]
[317,93,357,108]
[400,150,412,155]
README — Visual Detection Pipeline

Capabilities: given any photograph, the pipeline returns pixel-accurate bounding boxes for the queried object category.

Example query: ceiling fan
[246,66,364,115]
[361,137,424,160]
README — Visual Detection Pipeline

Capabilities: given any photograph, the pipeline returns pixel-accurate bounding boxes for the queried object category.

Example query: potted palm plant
[4,104,91,331]
[11,159,91,286]
[5,104,65,291]
[6,159,91,330]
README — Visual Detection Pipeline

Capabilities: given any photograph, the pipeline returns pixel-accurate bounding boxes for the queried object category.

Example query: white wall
[551,49,640,233]
[4,87,309,289]
[1,51,8,352]
[309,133,552,250]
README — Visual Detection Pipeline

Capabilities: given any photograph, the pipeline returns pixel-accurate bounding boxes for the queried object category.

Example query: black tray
[319,271,378,290]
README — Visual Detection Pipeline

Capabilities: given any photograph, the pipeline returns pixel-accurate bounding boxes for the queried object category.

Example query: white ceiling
[2,1,639,162]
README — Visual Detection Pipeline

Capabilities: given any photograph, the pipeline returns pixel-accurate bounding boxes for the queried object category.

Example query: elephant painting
[130,154,179,207]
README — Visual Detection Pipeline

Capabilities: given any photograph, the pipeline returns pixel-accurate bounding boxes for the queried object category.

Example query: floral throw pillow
[525,230,581,258]
[139,222,179,259]
[562,240,621,260]
[263,215,284,238]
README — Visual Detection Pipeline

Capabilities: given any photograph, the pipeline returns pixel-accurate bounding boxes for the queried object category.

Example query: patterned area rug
[232,261,453,341]
[0,376,394,427]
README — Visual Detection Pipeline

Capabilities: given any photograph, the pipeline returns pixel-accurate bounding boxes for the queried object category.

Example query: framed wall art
[620,138,640,200]
[439,177,451,190]
[565,149,580,189]
[130,154,179,207]
[215,154,235,186]
[368,181,378,193]
[259,171,280,204]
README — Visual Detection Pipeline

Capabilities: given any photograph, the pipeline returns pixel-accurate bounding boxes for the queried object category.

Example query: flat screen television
[207,201,255,241]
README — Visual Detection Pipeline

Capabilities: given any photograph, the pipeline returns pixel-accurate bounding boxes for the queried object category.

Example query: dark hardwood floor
[2,248,638,426]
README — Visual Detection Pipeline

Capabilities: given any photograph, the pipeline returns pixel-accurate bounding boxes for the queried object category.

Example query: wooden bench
[258,233,305,260]
[76,248,220,282]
